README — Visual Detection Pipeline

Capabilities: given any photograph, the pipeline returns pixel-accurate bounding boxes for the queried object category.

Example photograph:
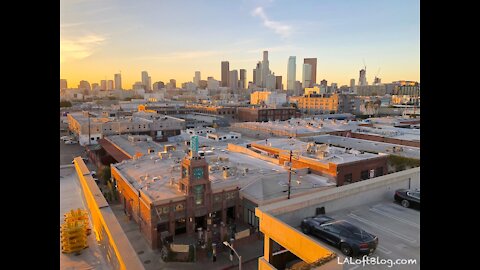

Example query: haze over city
[60,0,420,87]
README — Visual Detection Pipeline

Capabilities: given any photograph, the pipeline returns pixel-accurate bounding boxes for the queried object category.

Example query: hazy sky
[60,0,419,88]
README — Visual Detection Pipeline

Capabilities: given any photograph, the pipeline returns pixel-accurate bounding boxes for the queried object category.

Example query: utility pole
[287,150,292,199]
[88,112,91,146]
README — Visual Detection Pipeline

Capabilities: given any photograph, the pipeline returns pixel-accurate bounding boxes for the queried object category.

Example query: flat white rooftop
[251,137,384,164]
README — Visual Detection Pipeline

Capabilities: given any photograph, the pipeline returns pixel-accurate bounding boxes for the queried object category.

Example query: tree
[98,165,111,185]
[60,100,72,107]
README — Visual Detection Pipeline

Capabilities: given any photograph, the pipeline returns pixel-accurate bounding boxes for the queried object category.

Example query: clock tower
[179,135,212,234]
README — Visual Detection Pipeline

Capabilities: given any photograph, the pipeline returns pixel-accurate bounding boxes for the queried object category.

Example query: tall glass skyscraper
[302,64,312,89]
[287,56,296,91]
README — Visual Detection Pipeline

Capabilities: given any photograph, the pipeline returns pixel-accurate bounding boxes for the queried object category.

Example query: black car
[300,215,378,256]
[394,189,420,209]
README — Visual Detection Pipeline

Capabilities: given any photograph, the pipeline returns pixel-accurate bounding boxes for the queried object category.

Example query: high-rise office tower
[304,58,317,87]
[252,69,256,85]
[60,79,67,89]
[147,76,152,91]
[107,80,114,90]
[100,80,107,90]
[287,56,296,91]
[194,71,201,86]
[141,71,151,91]
[302,64,312,89]
[221,61,230,87]
[254,61,262,87]
[114,73,122,90]
[239,69,246,89]
[359,69,367,86]
[261,51,270,88]
[373,77,381,85]
[78,80,91,91]
[276,76,283,90]
[229,70,238,91]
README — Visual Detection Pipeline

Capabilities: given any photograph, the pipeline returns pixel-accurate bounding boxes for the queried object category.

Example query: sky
[60,0,420,89]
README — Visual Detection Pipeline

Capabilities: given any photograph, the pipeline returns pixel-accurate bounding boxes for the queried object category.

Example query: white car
[65,140,78,145]
[60,136,70,141]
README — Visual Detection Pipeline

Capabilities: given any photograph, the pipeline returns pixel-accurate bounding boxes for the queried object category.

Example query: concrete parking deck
[295,201,420,270]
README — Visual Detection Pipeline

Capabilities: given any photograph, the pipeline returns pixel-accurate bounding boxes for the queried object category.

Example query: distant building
[229,70,238,91]
[194,71,201,86]
[221,61,229,87]
[114,73,122,90]
[287,56,296,91]
[132,81,144,90]
[153,81,165,90]
[254,61,262,87]
[392,81,420,96]
[60,79,68,90]
[107,80,114,90]
[198,80,207,89]
[67,111,186,145]
[250,91,286,106]
[100,80,107,90]
[302,64,312,89]
[294,81,302,96]
[237,107,299,122]
[290,93,340,114]
[265,73,276,90]
[78,80,91,91]
[276,76,283,90]
[350,78,356,93]
[304,58,317,87]
[239,69,246,89]
[91,83,99,91]
[141,71,151,91]
[359,69,368,86]
[320,79,327,88]
[207,77,220,90]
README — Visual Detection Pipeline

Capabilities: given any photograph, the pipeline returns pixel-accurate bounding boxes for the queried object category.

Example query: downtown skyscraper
[287,56,296,91]
[114,73,122,90]
[304,58,317,87]
[302,64,312,89]
[221,61,230,87]
[141,71,151,91]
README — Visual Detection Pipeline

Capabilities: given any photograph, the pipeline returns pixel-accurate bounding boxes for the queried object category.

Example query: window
[360,170,369,180]
[247,209,258,227]
[375,167,384,177]
[193,185,204,205]
[323,225,341,235]
[344,173,353,183]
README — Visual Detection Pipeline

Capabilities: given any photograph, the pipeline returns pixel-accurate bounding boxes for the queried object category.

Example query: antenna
[362,59,366,71]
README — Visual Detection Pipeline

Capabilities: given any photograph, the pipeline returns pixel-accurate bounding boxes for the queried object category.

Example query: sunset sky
[60,0,419,88]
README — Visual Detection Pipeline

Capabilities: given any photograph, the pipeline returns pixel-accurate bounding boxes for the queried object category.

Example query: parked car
[64,140,78,145]
[300,215,378,256]
[60,136,70,141]
[394,189,420,209]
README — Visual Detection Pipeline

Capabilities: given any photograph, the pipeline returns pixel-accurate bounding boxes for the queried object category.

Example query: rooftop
[302,134,420,159]
[354,126,420,142]
[251,137,384,164]
[105,135,165,158]
[233,118,359,135]
[112,145,334,205]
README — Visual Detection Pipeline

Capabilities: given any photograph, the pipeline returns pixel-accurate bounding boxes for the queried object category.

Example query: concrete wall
[261,167,420,227]
[73,157,145,270]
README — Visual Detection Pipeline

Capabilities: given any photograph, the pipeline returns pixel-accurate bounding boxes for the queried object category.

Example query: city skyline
[61,0,419,88]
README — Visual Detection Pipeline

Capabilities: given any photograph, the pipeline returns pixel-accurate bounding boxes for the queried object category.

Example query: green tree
[60,100,72,107]
[98,165,111,184]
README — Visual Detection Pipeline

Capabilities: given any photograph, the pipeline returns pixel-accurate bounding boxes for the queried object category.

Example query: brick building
[236,107,300,122]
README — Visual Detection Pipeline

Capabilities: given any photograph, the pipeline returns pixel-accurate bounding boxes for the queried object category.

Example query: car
[394,188,420,209]
[60,136,70,141]
[300,215,378,256]
[64,140,78,145]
